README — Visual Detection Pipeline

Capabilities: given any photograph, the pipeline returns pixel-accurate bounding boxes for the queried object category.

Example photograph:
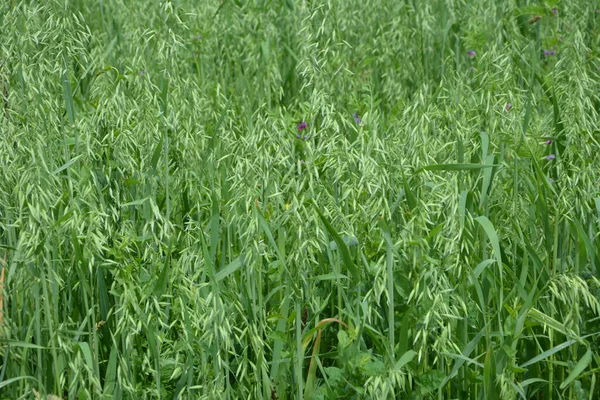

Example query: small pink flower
[544,139,553,145]
[297,121,308,131]
[468,50,476,58]
[505,103,512,111]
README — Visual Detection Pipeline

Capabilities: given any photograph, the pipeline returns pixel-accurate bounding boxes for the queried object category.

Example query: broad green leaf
[416,369,446,394]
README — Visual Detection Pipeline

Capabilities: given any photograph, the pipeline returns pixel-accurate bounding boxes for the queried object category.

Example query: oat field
[2,1,600,399]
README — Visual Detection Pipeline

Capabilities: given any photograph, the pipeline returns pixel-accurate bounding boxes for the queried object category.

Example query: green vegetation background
[1,0,600,399]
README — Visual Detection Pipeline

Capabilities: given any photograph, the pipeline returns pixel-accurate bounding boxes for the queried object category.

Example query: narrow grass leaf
[215,253,246,282]
[393,350,416,371]
[313,202,359,283]
[51,155,83,175]
[519,339,577,368]
[416,163,497,173]
[560,348,592,389]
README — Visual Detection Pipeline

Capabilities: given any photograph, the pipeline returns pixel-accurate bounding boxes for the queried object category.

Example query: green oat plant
[1,0,600,399]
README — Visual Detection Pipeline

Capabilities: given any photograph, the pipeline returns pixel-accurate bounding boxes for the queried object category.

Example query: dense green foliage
[2,0,600,398]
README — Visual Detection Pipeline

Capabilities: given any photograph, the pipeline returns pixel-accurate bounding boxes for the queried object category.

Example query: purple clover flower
[544,49,556,57]
[468,50,476,58]
[544,139,553,145]
[505,103,512,111]
[353,113,361,125]
[297,121,308,131]
[546,154,556,160]
[552,8,558,15]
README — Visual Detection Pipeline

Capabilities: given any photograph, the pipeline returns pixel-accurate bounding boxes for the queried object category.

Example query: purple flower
[546,154,556,160]
[552,8,558,15]
[353,113,361,124]
[297,121,308,131]
[548,177,555,183]
[544,49,556,57]
[139,70,147,76]
[468,50,476,58]
[505,103,512,111]
[544,139,553,145]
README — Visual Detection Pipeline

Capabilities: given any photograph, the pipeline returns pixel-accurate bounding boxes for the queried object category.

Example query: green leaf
[120,197,149,207]
[416,163,497,173]
[442,326,486,387]
[329,235,358,250]
[324,367,344,386]
[313,202,359,283]
[401,169,417,211]
[0,340,47,349]
[153,237,174,296]
[364,359,386,376]
[394,350,416,371]
[416,369,446,394]
[519,339,577,368]
[528,308,577,338]
[150,134,164,170]
[215,253,246,282]
[560,348,592,389]
[0,376,37,390]
[103,346,118,395]
[474,216,502,267]
[51,154,83,175]
[78,342,95,373]
[311,272,348,281]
